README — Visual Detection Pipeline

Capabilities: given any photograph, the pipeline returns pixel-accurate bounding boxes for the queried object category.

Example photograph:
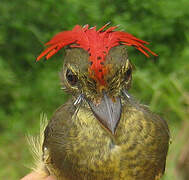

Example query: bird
[30,24,170,180]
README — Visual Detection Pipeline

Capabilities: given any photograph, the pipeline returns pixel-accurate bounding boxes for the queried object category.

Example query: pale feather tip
[26,113,49,178]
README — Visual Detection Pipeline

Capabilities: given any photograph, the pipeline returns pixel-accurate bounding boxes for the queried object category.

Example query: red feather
[37,24,158,85]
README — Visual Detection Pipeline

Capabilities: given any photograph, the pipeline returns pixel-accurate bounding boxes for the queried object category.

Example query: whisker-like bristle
[122,89,141,109]
[74,94,84,106]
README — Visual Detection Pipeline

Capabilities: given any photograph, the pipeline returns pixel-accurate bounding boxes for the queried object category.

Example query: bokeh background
[0,0,189,179]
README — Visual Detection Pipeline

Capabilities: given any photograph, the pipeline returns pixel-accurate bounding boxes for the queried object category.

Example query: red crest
[37,24,157,85]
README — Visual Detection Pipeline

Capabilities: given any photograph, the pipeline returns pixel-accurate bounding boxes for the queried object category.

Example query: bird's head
[37,24,157,134]
[61,45,132,100]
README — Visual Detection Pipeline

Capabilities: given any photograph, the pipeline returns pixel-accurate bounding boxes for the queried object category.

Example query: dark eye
[66,69,78,86]
[124,67,132,81]
[126,67,132,77]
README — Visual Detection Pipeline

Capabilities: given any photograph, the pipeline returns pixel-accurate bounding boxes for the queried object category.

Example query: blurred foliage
[0,0,189,179]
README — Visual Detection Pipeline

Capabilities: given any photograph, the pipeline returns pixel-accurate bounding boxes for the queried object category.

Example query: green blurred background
[0,0,189,179]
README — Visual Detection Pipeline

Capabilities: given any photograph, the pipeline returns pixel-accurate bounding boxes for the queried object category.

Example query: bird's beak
[88,93,122,134]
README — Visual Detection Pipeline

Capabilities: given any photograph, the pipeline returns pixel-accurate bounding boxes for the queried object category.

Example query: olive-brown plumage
[35,46,170,180]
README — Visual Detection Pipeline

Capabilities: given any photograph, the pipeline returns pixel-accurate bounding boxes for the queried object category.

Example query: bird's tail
[26,113,49,178]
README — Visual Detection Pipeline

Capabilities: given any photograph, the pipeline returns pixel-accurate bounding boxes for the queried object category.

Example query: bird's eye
[126,67,132,77]
[124,67,132,81]
[66,69,78,86]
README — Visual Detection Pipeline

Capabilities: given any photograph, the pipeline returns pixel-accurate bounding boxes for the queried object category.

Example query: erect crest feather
[37,23,157,86]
